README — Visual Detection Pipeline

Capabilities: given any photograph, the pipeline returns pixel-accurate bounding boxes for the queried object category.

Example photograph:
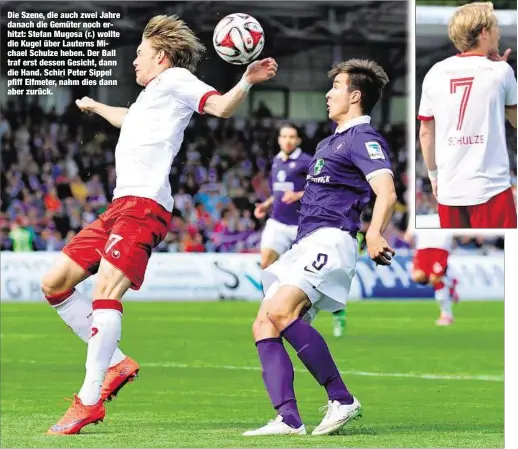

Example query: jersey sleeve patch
[365,141,385,160]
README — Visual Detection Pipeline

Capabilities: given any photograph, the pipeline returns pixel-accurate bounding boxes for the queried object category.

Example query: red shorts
[413,248,449,278]
[438,187,517,228]
[63,196,171,290]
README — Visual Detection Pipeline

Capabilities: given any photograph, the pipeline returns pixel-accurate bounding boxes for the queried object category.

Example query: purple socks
[256,338,302,428]
[281,318,354,405]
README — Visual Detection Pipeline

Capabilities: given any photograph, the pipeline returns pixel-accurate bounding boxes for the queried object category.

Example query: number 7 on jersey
[450,77,474,131]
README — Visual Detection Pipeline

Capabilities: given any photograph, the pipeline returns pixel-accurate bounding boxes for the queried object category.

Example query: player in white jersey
[405,230,458,326]
[41,15,277,435]
[418,1,517,228]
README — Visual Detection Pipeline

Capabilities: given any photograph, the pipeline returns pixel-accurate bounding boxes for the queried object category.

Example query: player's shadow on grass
[331,424,378,436]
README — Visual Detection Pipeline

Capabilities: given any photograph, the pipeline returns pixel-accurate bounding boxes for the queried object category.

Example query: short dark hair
[328,59,389,114]
[278,122,300,137]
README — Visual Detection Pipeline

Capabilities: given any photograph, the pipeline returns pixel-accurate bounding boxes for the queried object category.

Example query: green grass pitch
[0,300,504,448]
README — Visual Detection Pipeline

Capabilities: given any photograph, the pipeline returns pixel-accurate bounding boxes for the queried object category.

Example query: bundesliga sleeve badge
[364,141,385,160]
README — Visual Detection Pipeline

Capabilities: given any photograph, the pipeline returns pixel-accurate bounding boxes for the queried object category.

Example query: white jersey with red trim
[418,54,517,206]
[414,230,453,252]
[113,67,219,211]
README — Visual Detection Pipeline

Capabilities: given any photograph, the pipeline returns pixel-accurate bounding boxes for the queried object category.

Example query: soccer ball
[213,13,265,65]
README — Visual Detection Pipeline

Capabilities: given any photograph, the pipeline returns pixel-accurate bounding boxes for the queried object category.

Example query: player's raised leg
[243,298,306,436]
[266,285,361,436]
[41,227,138,406]
[47,258,131,435]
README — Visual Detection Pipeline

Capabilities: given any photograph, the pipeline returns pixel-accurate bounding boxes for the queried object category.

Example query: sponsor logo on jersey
[314,158,325,174]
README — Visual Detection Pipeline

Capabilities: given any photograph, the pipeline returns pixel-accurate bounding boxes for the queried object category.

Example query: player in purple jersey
[244,59,397,436]
[255,124,312,270]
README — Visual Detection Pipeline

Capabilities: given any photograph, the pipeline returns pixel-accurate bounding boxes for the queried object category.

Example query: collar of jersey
[277,147,302,161]
[334,115,371,134]
[456,52,487,58]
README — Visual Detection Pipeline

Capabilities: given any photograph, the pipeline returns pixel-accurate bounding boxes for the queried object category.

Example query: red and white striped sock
[46,289,126,367]
[78,299,123,405]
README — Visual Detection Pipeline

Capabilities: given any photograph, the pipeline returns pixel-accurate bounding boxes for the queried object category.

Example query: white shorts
[261,227,358,322]
[260,218,298,255]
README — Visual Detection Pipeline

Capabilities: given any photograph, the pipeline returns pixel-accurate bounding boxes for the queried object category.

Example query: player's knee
[266,304,296,332]
[41,271,66,298]
[412,270,428,285]
[252,315,269,339]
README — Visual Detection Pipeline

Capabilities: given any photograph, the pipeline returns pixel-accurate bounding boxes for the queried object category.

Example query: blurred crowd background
[0,100,503,255]
[0,101,408,253]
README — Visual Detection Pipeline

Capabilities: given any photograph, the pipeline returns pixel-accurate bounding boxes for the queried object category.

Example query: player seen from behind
[244,59,396,436]
[418,1,517,228]
[41,14,278,436]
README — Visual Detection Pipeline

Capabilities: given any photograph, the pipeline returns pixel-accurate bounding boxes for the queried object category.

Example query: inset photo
[415,0,517,229]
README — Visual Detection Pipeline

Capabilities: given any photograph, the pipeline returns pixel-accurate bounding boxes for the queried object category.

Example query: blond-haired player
[43,15,277,435]
[418,1,517,228]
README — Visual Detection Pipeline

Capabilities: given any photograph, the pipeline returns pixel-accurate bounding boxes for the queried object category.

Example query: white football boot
[312,397,362,436]
[242,415,306,436]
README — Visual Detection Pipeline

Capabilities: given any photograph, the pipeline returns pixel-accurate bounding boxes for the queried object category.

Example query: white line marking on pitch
[141,362,504,382]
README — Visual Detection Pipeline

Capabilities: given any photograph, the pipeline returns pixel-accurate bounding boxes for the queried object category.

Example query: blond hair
[448,2,497,52]
[143,15,206,73]
[328,59,389,114]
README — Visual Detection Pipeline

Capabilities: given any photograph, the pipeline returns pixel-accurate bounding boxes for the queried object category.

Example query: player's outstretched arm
[75,97,128,128]
[366,173,397,266]
[203,58,277,118]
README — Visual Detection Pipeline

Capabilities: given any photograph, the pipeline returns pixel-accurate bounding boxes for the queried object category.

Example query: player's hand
[281,191,301,204]
[431,178,438,199]
[488,48,511,62]
[244,58,278,84]
[366,231,396,266]
[75,96,97,112]
[254,202,269,219]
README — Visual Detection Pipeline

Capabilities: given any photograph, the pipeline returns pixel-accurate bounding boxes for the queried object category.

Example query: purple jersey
[296,116,392,242]
[270,148,312,226]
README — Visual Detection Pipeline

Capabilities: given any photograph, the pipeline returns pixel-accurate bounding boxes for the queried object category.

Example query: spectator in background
[9,218,34,252]
[70,175,89,203]
[44,187,62,213]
